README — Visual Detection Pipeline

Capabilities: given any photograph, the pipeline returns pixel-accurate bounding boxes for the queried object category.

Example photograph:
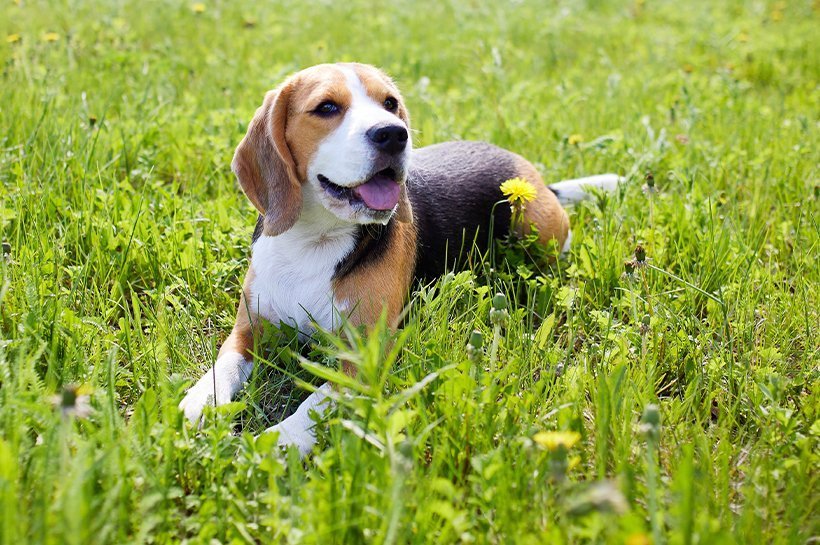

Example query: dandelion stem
[489,323,501,372]
[646,441,663,545]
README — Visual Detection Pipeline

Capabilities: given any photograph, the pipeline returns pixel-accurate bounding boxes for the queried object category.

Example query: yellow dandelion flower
[533,430,581,451]
[500,177,537,205]
[42,32,59,42]
[626,533,652,545]
[6,33,21,44]
[192,3,205,13]
[737,31,749,43]
[770,9,783,22]
[568,134,584,146]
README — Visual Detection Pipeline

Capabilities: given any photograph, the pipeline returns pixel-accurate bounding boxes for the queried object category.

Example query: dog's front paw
[179,353,252,424]
[178,379,221,424]
[264,383,332,457]
[268,415,318,457]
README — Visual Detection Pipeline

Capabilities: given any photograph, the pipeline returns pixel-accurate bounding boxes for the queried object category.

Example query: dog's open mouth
[318,168,400,211]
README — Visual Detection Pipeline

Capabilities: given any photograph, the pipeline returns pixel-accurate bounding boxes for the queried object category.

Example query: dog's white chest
[249,224,357,335]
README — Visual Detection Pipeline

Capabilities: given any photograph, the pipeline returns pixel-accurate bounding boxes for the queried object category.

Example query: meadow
[1,0,818,543]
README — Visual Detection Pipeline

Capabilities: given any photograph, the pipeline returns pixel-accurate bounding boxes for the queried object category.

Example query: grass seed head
[634,244,646,263]
[468,329,484,349]
[639,403,661,442]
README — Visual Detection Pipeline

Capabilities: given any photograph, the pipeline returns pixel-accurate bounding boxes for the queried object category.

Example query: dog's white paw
[264,383,333,457]
[179,380,224,423]
[179,352,252,423]
[268,415,319,457]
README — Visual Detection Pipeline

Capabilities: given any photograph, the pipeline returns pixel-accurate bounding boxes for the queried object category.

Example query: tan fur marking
[332,221,417,330]
[217,266,260,360]
[513,157,570,251]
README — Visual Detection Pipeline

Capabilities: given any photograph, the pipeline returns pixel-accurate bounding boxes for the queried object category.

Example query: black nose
[366,124,408,155]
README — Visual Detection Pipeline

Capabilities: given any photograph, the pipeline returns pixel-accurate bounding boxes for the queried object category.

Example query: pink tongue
[352,174,401,210]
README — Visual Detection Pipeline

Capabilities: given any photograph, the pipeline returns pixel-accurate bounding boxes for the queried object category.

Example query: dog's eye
[383,97,398,112]
[313,101,340,116]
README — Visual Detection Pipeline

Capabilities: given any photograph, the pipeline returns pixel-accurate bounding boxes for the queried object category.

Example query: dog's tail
[549,174,623,206]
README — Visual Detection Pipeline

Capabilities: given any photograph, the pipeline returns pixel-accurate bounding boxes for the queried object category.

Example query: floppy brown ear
[231,83,301,236]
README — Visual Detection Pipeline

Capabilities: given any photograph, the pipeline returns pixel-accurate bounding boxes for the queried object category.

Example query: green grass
[1,0,818,543]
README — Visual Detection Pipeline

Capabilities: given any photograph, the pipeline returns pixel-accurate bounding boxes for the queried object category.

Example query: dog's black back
[408,141,519,281]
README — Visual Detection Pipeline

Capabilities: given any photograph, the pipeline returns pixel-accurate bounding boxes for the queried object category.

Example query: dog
[179,63,620,455]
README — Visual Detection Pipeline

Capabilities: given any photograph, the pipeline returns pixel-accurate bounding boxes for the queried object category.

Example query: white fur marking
[250,195,357,337]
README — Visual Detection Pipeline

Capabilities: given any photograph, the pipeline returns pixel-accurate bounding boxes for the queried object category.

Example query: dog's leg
[180,285,258,424]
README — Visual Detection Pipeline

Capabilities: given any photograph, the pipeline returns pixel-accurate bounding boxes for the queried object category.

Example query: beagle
[179,63,620,455]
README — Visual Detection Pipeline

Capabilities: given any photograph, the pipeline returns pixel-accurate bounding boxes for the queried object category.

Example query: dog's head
[232,63,413,236]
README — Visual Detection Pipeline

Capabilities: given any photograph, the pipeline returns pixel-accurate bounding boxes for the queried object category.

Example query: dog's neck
[288,189,358,248]
[250,187,396,283]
